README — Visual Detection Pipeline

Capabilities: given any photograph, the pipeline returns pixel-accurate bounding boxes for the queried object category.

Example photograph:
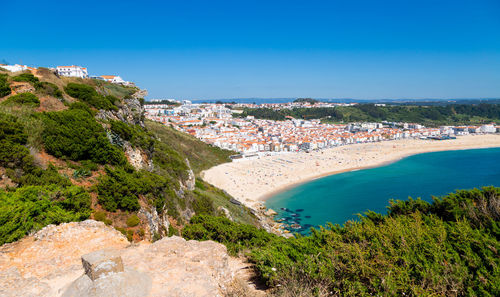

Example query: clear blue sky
[2,0,499,99]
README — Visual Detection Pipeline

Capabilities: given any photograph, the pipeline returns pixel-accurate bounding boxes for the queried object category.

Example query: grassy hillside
[0,70,256,245]
[146,120,235,174]
[184,187,500,296]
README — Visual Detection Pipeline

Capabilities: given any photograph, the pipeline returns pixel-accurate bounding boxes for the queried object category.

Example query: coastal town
[145,99,499,156]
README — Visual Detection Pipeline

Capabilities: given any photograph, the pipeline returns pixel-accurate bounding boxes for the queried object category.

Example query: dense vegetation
[0,185,91,245]
[235,103,500,126]
[65,83,119,110]
[42,105,126,164]
[11,73,39,83]
[184,187,500,296]
[294,98,319,104]
[97,166,173,212]
[0,73,11,97]
[34,81,63,98]
[2,92,40,107]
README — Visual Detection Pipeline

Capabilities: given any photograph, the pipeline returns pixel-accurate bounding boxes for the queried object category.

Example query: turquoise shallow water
[265,147,500,233]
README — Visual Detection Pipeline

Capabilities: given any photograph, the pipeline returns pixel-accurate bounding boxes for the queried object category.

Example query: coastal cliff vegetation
[1,69,499,296]
[0,69,257,246]
[184,187,500,296]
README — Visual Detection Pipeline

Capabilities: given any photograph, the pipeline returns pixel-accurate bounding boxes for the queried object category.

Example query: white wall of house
[56,66,88,78]
[0,64,28,72]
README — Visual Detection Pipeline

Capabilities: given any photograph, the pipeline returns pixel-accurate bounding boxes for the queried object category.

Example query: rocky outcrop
[124,142,153,171]
[0,220,261,297]
[96,97,145,127]
[63,250,152,297]
[181,159,196,191]
[9,81,35,95]
[139,204,170,239]
[132,89,148,100]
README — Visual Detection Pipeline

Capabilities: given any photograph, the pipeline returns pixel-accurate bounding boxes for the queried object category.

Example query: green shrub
[11,73,39,83]
[0,74,10,97]
[126,214,140,227]
[0,185,91,245]
[184,187,500,296]
[42,108,126,165]
[80,160,98,171]
[109,120,154,149]
[97,166,172,212]
[0,112,70,187]
[19,164,71,187]
[116,227,127,236]
[2,93,40,107]
[94,211,107,222]
[34,82,63,98]
[126,229,134,241]
[192,191,215,215]
[0,113,27,145]
[183,215,277,255]
[168,225,179,237]
[64,83,118,110]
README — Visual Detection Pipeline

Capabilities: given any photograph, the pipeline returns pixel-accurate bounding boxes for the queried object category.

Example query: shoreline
[258,144,499,201]
[202,134,500,210]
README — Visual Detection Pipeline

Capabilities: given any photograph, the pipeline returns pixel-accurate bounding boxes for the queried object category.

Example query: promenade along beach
[202,134,500,209]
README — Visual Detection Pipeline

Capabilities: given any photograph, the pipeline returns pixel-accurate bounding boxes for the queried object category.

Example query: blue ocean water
[265,148,500,233]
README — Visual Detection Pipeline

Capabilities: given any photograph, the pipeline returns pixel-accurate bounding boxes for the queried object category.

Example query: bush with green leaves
[97,166,172,212]
[34,81,63,98]
[2,92,40,107]
[109,120,154,150]
[42,108,126,165]
[11,73,39,83]
[64,83,118,110]
[0,185,91,245]
[0,112,70,187]
[0,73,10,97]
[126,214,140,227]
[183,215,277,255]
[184,187,500,296]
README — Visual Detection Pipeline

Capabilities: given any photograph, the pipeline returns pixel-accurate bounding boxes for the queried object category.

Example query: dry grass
[36,96,67,112]
[225,277,255,297]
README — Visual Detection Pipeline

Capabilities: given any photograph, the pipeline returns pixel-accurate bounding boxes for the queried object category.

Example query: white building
[479,124,496,133]
[0,64,28,72]
[101,75,124,84]
[56,65,88,78]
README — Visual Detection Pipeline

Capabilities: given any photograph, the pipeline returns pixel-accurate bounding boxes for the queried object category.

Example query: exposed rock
[181,158,196,191]
[124,143,153,171]
[9,81,35,95]
[81,250,124,281]
[264,209,277,216]
[96,97,145,127]
[63,267,151,297]
[0,220,262,297]
[218,206,233,221]
[132,89,148,100]
[139,204,170,239]
[63,251,151,297]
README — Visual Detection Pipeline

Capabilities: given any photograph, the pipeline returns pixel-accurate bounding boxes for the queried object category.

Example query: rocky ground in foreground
[0,220,265,297]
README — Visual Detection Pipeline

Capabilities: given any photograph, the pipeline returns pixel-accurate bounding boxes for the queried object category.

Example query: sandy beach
[202,134,500,209]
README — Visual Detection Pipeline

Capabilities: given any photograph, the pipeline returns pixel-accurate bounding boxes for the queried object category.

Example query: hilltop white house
[100,75,135,86]
[0,64,29,72]
[56,65,88,78]
[101,75,125,84]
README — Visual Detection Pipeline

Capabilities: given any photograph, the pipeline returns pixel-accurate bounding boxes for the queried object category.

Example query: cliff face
[0,220,261,297]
